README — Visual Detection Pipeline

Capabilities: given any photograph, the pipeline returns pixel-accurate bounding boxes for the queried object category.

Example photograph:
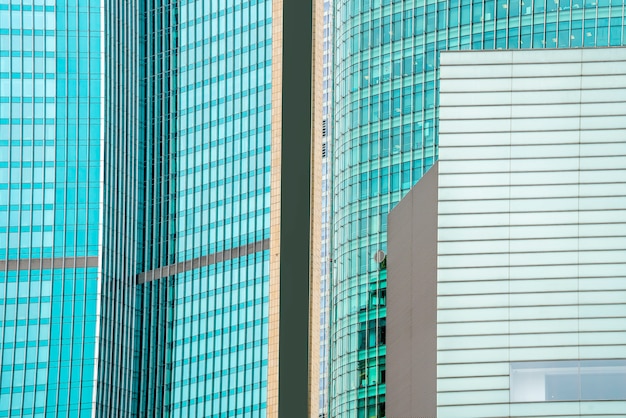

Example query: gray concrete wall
[387,163,438,418]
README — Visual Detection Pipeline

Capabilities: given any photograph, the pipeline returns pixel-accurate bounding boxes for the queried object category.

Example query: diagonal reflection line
[136,238,270,285]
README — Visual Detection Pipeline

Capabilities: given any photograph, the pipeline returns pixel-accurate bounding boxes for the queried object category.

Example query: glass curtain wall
[135,0,274,417]
[0,2,106,416]
[133,0,178,416]
[330,0,626,417]
[99,0,142,415]
[170,1,273,415]
[1,0,277,417]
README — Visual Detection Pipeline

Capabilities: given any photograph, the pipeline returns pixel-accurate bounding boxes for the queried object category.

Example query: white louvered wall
[437,48,626,418]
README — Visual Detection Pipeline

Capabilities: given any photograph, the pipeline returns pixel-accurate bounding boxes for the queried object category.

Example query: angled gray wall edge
[136,238,270,285]
[387,163,438,418]
[0,256,100,271]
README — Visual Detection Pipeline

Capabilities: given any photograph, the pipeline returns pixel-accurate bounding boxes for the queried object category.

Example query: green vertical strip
[279,0,314,416]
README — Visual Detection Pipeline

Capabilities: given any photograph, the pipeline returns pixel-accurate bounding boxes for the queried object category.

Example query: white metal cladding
[437,48,626,418]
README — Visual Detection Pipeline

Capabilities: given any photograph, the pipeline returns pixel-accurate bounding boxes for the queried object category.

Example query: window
[510,360,626,402]
[358,319,387,350]
[369,288,386,308]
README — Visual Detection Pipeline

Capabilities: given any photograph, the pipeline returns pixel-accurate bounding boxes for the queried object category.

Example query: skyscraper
[329,0,626,416]
[0,1,322,417]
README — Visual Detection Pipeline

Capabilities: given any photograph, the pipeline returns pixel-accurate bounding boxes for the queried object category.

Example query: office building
[0,1,322,417]
[387,47,626,417]
[329,0,626,415]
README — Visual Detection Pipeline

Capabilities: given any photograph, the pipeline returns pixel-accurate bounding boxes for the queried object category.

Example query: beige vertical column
[267,0,283,416]
[308,0,323,415]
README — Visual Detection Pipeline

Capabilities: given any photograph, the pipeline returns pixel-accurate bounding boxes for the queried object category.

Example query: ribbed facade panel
[437,47,626,417]
[98,0,142,415]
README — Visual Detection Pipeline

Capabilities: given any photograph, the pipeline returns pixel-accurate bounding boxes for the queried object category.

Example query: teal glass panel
[134,1,273,416]
[2,0,276,416]
[0,268,98,418]
[0,2,103,416]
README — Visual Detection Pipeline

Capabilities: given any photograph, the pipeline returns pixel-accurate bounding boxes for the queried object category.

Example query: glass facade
[1,0,321,416]
[330,0,626,417]
[136,253,271,417]
[100,0,141,415]
[1,1,103,416]
[135,1,274,413]
[155,2,274,413]
[134,0,275,416]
